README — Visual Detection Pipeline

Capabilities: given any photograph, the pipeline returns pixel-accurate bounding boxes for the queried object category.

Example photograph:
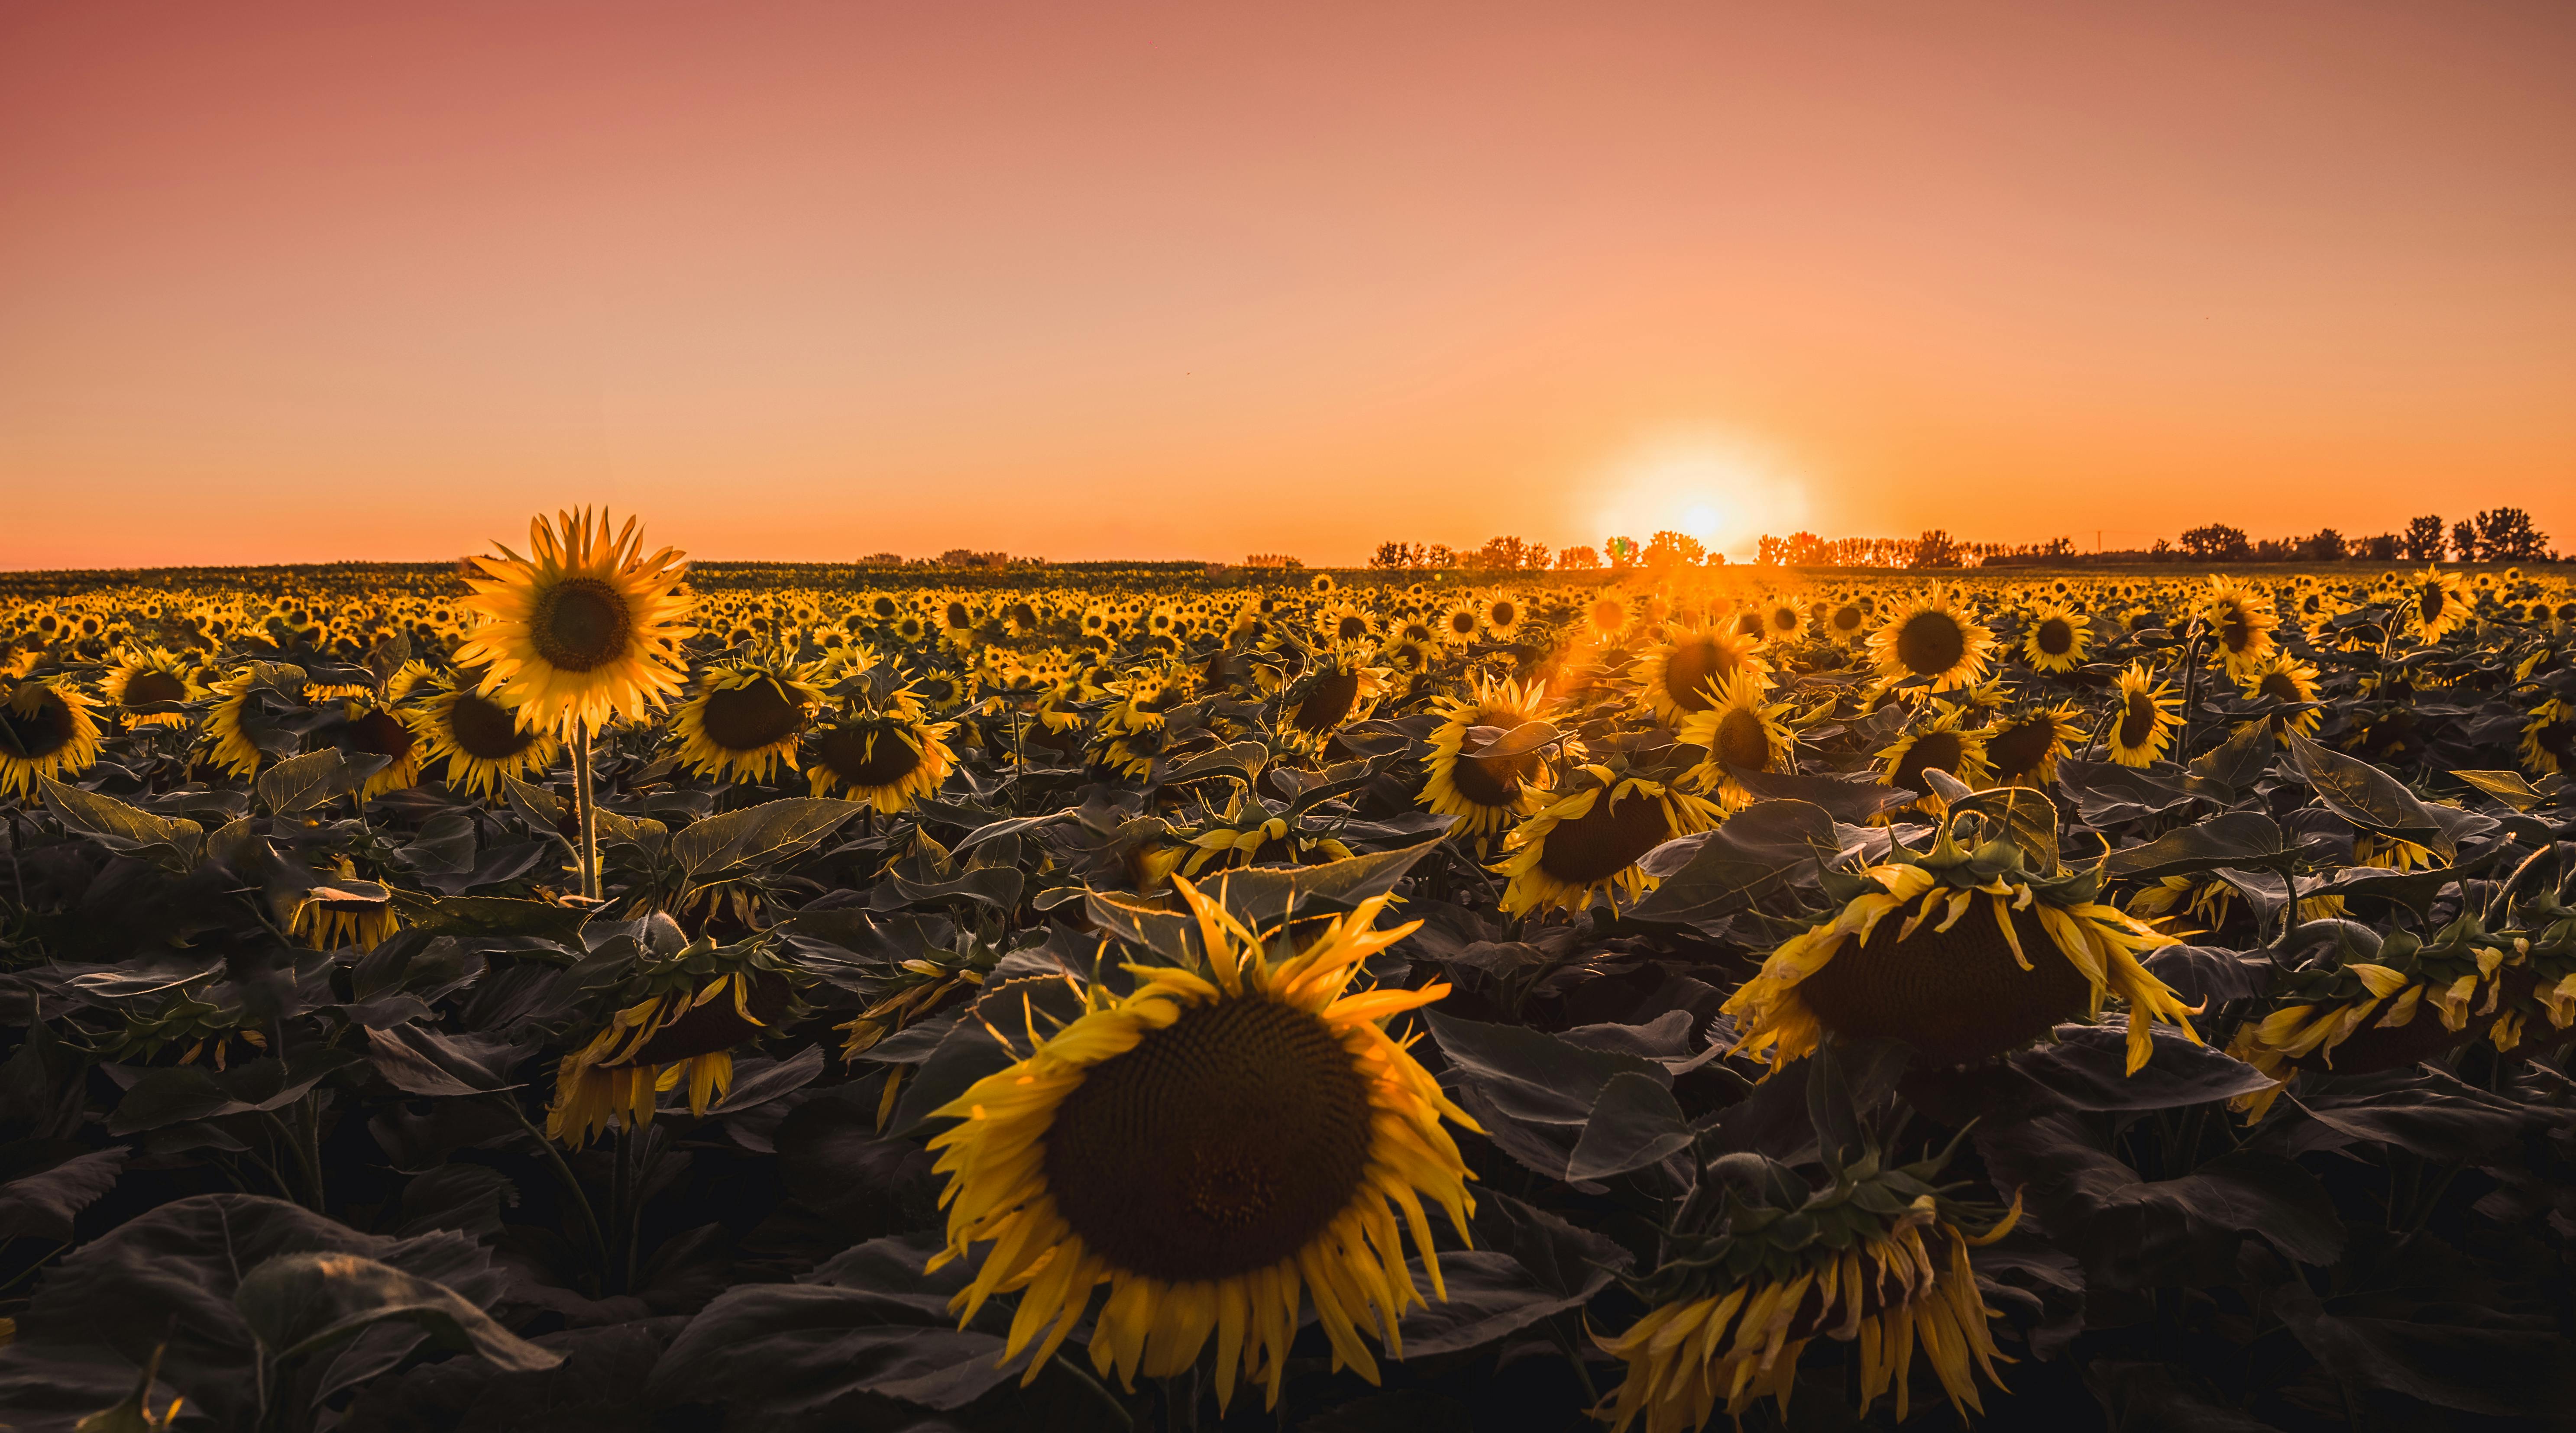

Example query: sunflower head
[548,934,805,1148]
[454,508,697,737]
[2107,662,2182,768]
[1634,622,1770,726]
[1676,671,1794,811]
[2225,913,2515,1121]
[672,660,822,784]
[1494,757,1723,916]
[2018,604,2090,674]
[806,699,957,813]
[926,878,1476,1410]
[0,677,104,798]
[1867,592,1995,692]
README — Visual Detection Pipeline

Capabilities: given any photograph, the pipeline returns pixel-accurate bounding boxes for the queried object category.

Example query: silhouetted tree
[2401,516,2447,563]
[1643,531,1706,568]
[2180,524,2251,560]
[2472,507,2547,562]
[1556,545,1601,570]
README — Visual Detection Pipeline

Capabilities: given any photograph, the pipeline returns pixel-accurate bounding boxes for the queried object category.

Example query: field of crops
[3,511,2574,1431]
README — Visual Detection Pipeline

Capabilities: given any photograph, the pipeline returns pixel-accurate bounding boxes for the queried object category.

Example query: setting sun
[1589,433,1811,561]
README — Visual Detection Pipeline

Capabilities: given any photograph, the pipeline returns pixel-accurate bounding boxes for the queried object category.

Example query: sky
[3,0,2571,569]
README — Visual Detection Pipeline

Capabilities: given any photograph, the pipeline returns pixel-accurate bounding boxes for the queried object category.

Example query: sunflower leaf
[2101,812,2292,880]
[672,797,858,880]
[2281,728,2451,857]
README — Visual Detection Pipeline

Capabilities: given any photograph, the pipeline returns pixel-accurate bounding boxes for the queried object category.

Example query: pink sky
[3,0,2571,568]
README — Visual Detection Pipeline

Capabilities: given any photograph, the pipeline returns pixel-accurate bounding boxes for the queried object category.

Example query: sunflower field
[3,513,2576,1431]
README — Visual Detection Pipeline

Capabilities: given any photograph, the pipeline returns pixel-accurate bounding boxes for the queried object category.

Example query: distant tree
[2451,519,2479,563]
[2299,529,2345,562]
[1369,541,1421,569]
[2349,533,2398,562]
[2401,516,2447,563]
[1244,553,1303,569]
[858,552,907,566]
[2180,524,2251,561]
[2473,507,2547,562]
[1643,531,1706,568]
[2150,538,2175,562]
[1909,530,1959,569]
[1469,536,1550,571]
[1603,536,1640,570]
[936,548,1011,569]
[1556,544,1601,570]
[1425,543,1456,569]
[1755,535,1787,566]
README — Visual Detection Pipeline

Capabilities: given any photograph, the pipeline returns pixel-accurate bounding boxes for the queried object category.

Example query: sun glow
[1589,433,1811,562]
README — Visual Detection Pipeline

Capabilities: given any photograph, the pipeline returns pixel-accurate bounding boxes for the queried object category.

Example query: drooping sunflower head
[1418,674,1562,837]
[1676,671,1794,811]
[0,677,104,798]
[671,661,822,784]
[2107,662,2182,768]
[1599,1141,2021,1433]
[2225,914,2514,1122]
[2017,603,2090,674]
[1725,802,2201,1074]
[286,860,401,951]
[1867,592,1995,691]
[2521,699,2576,778]
[333,696,423,798]
[548,935,804,1148]
[1634,622,1770,726]
[453,507,697,737]
[805,704,957,814]
[1494,761,1723,916]
[406,670,560,798]
[927,880,1476,1411]
[1278,650,1391,746]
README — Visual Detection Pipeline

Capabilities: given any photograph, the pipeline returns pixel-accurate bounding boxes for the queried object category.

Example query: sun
[1590,432,1810,560]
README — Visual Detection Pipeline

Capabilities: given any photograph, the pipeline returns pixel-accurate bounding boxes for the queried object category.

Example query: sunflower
[336,696,422,798]
[1874,711,1993,814]
[2237,654,2322,736]
[2520,699,2576,777]
[1676,672,1796,811]
[1725,819,2201,1074]
[2105,663,2181,768]
[1279,652,1390,746]
[548,946,801,1148]
[2225,915,2508,1121]
[2404,566,2470,643]
[2016,605,2089,674]
[2201,575,2278,677]
[1495,765,1722,916]
[671,661,824,783]
[1599,1150,2019,1432]
[100,647,202,728]
[198,668,285,780]
[407,671,561,798]
[453,507,696,738]
[1180,792,1356,875]
[1822,598,1870,645]
[1634,623,1770,727]
[925,880,1476,1411]
[1418,675,1558,838]
[1482,594,1523,640]
[806,706,957,813]
[1867,591,1995,692]
[287,861,400,951]
[0,678,104,798]
[1758,598,1803,643]
[1980,703,2083,786]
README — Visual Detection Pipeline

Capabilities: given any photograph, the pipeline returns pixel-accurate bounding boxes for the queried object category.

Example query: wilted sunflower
[1634,623,1770,727]
[1867,592,1994,692]
[407,670,560,798]
[335,696,422,798]
[0,677,104,797]
[2404,566,2470,643]
[1419,675,1559,838]
[1495,763,1722,915]
[549,940,802,1147]
[2105,663,2181,768]
[1677,672,1796,811]
[287,861,400,951]
[2016,605,2089,674]
[2226,915,2508,1121]
[2201,575,2278,677]
[2520,698,2575,777]
[671,661,823,783]
[1875,711,1993,814]
[100,646,202,728]
[1981,703,2082,787]
[1180,792,1356,875]
[1598,1145,2020,1432]
[1727,813,2201,1072]
[1279,651,1390,746]
[926,881,1476,1411]
[806,704,957,813]
[454,507,696,737]
[2237,654,2322,736]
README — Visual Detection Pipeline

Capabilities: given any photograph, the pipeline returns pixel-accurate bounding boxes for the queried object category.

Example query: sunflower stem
[575,721,602,901]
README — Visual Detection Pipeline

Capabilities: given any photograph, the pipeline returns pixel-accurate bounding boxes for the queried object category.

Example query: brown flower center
[529,578,633,672]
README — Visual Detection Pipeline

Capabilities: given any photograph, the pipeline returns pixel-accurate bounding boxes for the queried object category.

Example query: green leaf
[672,798,860,880]
[2189,719,2275,794]
[2282,727,2450,857]
[1947,784,2063,876]
[234,1251,562,1373]
[2450,768,2554,812]
[2101,812,2293,881]
[37,777,204,872]
[1463,719,1561,761]
[1566,1071,1693,1181]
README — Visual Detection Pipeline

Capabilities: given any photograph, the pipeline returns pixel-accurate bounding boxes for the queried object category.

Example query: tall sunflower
[1676,672,1796,811]
[407,670,561,798]
[2016,604,2089,674]
[1599,1148,2019,1432]
[1634,623,1770,727]
[0,678,104,797]
[670,660,824,784]
[1495,763,1722,915]
[926,881,1476,1411]
[453,508,696,738]
[1867,592,1994,692]
[1418,675,1559,838]
[1725,816,2201,1074]
[2105,663,2181,768]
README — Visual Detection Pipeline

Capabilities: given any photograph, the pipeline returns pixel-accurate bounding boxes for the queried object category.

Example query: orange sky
[3,1,2571,569]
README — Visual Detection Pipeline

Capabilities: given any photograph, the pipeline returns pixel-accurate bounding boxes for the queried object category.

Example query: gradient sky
[4,1,2571,569]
